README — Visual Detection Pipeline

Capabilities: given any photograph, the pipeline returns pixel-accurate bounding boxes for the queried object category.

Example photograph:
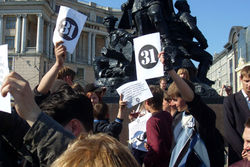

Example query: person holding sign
[143,85,173,167]
[93,95,126,140]
[159,52,225,167]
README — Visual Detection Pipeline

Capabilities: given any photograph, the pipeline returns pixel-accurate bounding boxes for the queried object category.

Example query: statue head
[103,16,118,33]
[175,0,191,13]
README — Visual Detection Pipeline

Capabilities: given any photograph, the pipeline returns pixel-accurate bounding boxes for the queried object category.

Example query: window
[5,36,15,49]
[6,16,16,29]
[96,16,103,24]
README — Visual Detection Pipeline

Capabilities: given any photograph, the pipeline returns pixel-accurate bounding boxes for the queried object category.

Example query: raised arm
[158,51,194,102]
[37,41,66,94]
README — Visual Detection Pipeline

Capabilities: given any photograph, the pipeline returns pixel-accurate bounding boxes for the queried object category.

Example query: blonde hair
[51,133,140,167]
[177,68,190,80]
[240,65,250,78]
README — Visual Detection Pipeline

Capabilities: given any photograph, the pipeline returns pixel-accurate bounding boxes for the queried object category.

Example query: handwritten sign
[0,44,11,113]
[116,80,152,108]
[133,32,164,80]
[53,6,87,54]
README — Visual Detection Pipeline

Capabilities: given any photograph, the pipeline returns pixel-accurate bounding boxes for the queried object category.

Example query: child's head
[93,102,109,120]
[167,79,194,112]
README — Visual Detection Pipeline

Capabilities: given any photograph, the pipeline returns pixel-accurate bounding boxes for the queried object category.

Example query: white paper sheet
[0,44,11,113]
[133,32,164,80]
[116,80,153,108]
[53,6,87,54]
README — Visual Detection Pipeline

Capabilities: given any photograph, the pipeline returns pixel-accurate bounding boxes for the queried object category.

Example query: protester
[224,65,250,165]
[229,117,250,167]
[162,91,177,116]
[177,68,190,80]
[159,77,167,90]
[143,85,173,167]
[159,51,225,167]
[51,133,140,167]
[128,102,150,166]
[56,66,76,86]
[93,95,126,140]
[220,84,232,96]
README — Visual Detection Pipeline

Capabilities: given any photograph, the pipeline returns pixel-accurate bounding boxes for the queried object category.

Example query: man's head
[57,66,76,86]
[159,77,167,90]
[167,79,195,112]
[175,0,191,13]
[243,117,250,161]
[39,84,93,136]
[145,85,164,112]
[240,65,250,97]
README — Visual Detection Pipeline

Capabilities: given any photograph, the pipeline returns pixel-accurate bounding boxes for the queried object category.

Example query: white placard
[116,80,152,108]
[133,32,164,80]
[0,44,11,113]
[129,112,152,152]
[53,6,87,54]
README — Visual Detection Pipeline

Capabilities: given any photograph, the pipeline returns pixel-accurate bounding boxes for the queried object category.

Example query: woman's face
[90,92,99,105]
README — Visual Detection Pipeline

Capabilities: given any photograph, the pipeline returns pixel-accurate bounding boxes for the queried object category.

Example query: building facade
[207,26,250,95]
[0,0,122,88]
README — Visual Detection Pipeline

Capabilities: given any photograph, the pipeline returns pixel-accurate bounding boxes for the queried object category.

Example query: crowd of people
[0,41,249,167]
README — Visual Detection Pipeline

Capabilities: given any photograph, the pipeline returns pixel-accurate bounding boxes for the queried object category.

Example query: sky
[80,0,250,56]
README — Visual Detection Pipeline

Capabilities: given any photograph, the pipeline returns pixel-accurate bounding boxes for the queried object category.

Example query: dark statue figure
[93,16,137,96]
[94,0,218,97]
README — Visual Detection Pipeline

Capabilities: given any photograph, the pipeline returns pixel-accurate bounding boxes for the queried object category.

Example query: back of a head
[57,66,76,81]
[93,102,109,120]
[51,133,140,167]
[240,65,250,78]
[147,85,164,111]
[39,84,93,132]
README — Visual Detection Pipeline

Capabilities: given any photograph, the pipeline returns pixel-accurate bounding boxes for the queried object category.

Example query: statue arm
[180,13,208,49]
[121,0,134,11]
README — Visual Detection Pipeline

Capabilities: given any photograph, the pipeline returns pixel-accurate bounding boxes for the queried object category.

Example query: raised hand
[1,72,41,126]
[54,41,66,68]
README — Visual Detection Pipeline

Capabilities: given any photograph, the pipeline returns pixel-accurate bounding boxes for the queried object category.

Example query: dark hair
[245,117,250,128]
[39,84,93,132]
[93,102,109,120]
[147,85,164,111]
[57,66,76,81]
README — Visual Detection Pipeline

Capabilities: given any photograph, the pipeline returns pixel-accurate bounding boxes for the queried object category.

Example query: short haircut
[245,117,250,128]
[57,66,76,81]
[147,85,164,111]
[177,68,190,80]
[159,77,167,83]
[39,84,93,132]
[51,133,140,167]
[93,102,109,120]
[240,65,250,78]
[167,79,195,98]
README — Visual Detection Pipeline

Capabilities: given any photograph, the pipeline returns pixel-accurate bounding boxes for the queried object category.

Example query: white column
[91,33,96,63]
[15,15,21,53]
[87,32,92,64]
[21,14,27,53]
[46,22,50,56]
[36,14,44,53]
[50,23,55,59]
[0,15,3,45]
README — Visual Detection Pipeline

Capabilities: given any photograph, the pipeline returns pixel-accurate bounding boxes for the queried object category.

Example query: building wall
[0,0,122,88]
[207,26,250,95]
